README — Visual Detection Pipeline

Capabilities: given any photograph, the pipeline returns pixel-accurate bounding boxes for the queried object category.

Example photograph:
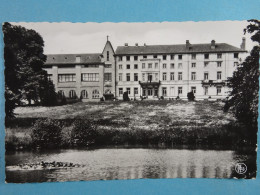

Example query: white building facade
[43,38,247,101]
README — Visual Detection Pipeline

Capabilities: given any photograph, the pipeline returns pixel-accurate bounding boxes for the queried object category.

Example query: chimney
[186,40,190,49]
[135,43,138,46]
[211,40,216,49]
[240,37,246,50]
[124,43,128,46]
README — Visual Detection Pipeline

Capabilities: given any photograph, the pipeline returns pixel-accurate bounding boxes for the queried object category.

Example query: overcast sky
[12,21,255,54]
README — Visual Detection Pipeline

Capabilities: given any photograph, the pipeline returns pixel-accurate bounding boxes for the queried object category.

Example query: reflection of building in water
[43,37,247,101]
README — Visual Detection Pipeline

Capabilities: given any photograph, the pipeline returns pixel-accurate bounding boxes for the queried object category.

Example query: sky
[12,21,255,54]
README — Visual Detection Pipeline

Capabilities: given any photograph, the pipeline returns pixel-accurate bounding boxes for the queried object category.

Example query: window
[155,73,159,81]
[154,89,158,96]
[234,62,238,66]
[178,87,182,95]
[162,87,167,96]
[178,63,183,69]
[171,55,174,60]
[47,74,53,81]
[204,72,209,80]
[217,86,222,95]
[134,64,138,69]
[148,63,152,69]
[119,64,122,69]
[119,73,122,81]
[191,63,196,68]
[234,53,239,58]
[107,51,109,61]
[163,73,167,81]
[58,74,76,82]
[217,62,222,67]
[163,63,167,69]
[147,74,152,82]
[155,63,158,69]
[217,71,222,80]
[104,73,112,82]
[92,89,100,99]
[118,56,122,61]
[81,73,99,82]
[134,56,138,61]
[142,63,145,69]
[178,55,182,60]
[84,65,99,68]
[76,56,81,63]
[191,54,196,59]
[191,72,196,80]
[105,64,112,68]
[204,54,209,59]
[126,88,130,94]
[142,73,145,81]
[178,72,182,80]
[170,63,175,69]
[204,87,208,95]
[134,73,138,81]
[127,64,130,69]
[81,90,88,99]
[163,55,167,60]
[217,53,222,59]
[119,88,123,96]
[134,88,138,95]
[143,89,146,96]
[204,62,209,67]
[143,55,147,59]
[126,73,130,81]
[191,87,196,94]
[126,56,130,61]
[153,55,157,58]
[170,72,174,80]
[69,90,77,99]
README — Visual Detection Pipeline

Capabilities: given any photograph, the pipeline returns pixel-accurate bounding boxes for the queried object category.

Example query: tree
[225,20,259,137]
[3,22,57,117]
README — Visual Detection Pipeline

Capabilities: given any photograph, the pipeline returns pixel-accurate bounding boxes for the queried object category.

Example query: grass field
[6,100,250,150]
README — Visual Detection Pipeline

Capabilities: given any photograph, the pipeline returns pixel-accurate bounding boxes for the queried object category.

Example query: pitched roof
[115,43,246,55]
[45,53,103,65]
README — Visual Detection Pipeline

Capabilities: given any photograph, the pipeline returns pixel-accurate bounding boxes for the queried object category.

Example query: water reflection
[5,148,255,183]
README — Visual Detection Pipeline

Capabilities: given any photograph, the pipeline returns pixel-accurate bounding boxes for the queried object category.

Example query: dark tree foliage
[3,22,57,117]
[226,19,260,136]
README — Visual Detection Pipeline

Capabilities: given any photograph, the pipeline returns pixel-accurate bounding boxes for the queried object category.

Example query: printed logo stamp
[235,163,247,174]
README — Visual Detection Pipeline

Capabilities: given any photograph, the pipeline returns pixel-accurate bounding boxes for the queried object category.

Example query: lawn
[6,100,249,150]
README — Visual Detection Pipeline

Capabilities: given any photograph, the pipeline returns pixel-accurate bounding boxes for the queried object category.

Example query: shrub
[70,119,98,146]
[187,92,195,101]
[31,119,62,148]
[123,91,130,101]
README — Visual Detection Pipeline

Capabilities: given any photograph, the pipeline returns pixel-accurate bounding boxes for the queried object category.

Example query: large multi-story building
[43,38,247,101]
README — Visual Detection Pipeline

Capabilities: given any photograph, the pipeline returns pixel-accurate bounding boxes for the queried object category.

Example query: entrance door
[147,88,153,97]
[170,87,175,97]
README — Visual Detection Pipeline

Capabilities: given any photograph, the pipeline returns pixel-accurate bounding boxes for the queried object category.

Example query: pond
[5,148,256,183]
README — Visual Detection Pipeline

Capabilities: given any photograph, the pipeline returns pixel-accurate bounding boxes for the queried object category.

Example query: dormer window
[76,56,81,63]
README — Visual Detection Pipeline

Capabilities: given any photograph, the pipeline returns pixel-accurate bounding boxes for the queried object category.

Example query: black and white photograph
[3,20,259,183]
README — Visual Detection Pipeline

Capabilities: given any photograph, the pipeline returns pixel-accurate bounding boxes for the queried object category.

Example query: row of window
[118,61,238,70]
[118,71,222,82]
[57,89,100,99]
[118,53,239,61]
[118,86,222,96]
[58,73,113,82]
